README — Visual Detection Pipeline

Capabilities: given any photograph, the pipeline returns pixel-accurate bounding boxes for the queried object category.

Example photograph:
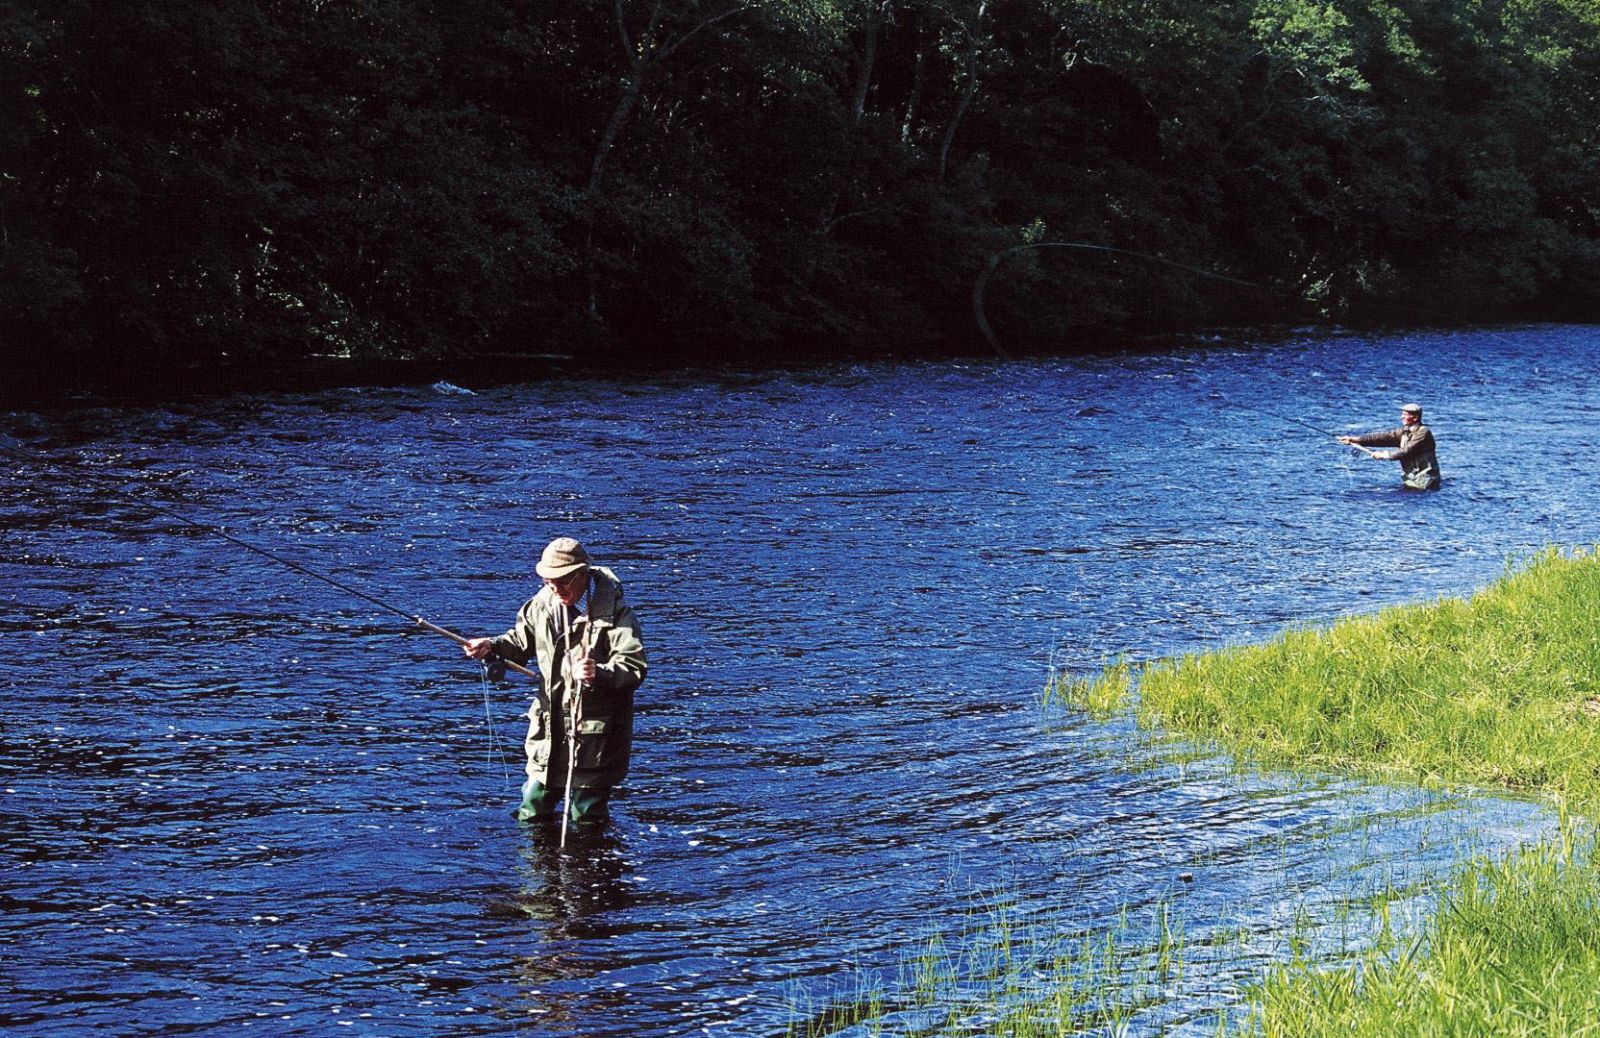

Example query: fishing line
[0,438,541,775]
[479,662,515,791]
[1,439,422,621]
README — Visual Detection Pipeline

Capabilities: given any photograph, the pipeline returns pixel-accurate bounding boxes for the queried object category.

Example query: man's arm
[593,603,647,694]
[464,599,538,666]
[1350,428,1403,448]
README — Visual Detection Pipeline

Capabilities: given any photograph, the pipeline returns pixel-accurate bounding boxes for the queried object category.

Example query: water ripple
[2,326,1595,1036]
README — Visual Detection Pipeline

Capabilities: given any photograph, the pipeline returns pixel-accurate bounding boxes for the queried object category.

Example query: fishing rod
[1203,392,1379,456]
[0,439,541,681]
[968,239,1399,462]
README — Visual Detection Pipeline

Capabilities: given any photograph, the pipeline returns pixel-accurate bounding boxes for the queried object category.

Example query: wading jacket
[488,566,648,789]
[1353,423,1441,490]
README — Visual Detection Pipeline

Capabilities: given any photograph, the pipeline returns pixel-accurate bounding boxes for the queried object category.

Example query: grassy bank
[1057,547,1600,811]
[801,552,1600,1035]
[1051,547,1600,1035]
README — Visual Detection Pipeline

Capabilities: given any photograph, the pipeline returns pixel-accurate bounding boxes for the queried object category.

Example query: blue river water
[2,326,1597,1036]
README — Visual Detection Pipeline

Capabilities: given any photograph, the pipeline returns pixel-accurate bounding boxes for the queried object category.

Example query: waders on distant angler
[1339,403,1442,490]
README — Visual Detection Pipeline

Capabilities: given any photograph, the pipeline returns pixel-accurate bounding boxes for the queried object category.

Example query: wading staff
[559,604,582,849]
[561,685,581,849]
[560,600,601,849]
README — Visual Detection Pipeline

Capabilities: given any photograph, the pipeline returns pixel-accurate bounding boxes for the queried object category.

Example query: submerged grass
[1043,660,1131,720]
[1239,826,1600,1038]
[786,892,1196,1038]
[1049,547,1600,1036]
[811,550,1600,1036]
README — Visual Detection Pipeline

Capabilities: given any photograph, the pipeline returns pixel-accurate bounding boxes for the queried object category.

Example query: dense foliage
[4,0,1598,385]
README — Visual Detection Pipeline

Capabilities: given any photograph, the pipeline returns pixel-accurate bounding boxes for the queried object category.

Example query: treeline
[3,0,1598,387]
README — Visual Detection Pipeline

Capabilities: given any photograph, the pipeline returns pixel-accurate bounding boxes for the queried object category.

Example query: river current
[3,326,1597,1036]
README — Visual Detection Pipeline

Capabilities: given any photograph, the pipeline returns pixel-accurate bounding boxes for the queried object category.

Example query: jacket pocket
[574,716,611,770]
[525,707,550,765]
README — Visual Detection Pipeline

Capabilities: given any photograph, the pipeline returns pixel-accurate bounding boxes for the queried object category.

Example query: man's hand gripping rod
[416,617,539,680]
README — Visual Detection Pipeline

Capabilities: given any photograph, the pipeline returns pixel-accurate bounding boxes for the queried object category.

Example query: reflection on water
[1,326,1596,1036]
[511,827,637,938]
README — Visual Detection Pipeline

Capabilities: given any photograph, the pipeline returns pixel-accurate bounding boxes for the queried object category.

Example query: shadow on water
[1,325,1597,1035]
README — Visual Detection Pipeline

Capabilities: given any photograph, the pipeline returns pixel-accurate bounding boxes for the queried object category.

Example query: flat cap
[535,536,590,579]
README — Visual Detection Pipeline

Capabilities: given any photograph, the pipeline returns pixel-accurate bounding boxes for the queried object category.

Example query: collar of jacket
[536,566,623,622]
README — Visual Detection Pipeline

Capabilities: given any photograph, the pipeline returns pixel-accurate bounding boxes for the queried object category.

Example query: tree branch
[659,2,752,61]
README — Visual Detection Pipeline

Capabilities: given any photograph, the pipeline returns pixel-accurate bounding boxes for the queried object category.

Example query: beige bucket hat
[536,536,591,579]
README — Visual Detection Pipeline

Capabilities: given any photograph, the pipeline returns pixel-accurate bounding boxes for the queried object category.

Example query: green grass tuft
[1107,547,1600,811]
[1236,826,1600,1037]
[1043,659,1131,719]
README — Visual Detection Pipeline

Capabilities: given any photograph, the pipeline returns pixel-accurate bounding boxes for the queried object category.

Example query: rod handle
[415,616,541,681]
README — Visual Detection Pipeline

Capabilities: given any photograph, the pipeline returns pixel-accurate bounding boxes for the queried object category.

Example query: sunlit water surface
[3,326,1597,1036]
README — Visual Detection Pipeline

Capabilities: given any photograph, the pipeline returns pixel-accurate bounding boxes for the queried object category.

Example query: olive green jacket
[1354,423,1441,490]
[488,566,647,788]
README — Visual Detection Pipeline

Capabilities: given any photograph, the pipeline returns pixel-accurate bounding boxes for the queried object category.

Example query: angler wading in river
[1339,403,1442,490]
[464,537,648,829]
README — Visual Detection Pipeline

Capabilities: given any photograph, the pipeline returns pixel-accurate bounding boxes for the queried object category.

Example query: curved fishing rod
[970,243,1383,456]
[0,439,540,681]
[971,241,1260,360]
[1201,390,1378,456]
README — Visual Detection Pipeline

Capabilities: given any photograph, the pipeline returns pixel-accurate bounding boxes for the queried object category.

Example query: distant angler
[1339,403,1441,490]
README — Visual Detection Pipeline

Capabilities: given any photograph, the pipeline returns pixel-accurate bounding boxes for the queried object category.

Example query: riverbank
[7,316,1572,413]
[0,351,578,410]
[1081,547,1600,810]
[1056,547,1600,1034]
[11,4,1600,399]
[0,319,1280,409]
